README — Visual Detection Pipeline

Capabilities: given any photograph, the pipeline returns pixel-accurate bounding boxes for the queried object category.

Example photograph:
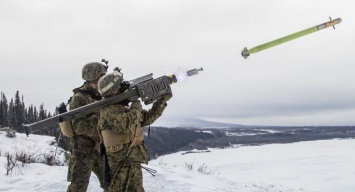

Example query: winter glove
[153,93,172,108]
[130,100,143,110]
[161,93,172,102]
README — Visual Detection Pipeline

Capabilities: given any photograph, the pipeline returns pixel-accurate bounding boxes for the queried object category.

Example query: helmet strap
[99,70,123,95]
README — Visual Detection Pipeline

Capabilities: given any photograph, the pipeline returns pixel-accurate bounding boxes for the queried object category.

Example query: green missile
[241,18,342,59]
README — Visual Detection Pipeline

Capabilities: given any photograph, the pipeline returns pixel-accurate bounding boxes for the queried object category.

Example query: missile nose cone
[241,47,250,59]
[185,67,203,77]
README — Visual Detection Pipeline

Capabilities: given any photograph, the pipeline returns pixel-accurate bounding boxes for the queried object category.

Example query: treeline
[143,127,215,160]
[0,91,59,137]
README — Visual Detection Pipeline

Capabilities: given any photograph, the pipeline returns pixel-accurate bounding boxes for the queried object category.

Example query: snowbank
[1,131,354,192]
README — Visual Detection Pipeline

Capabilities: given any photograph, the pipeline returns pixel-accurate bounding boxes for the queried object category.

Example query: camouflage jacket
[98,101,166,164]
[69,82,101,138]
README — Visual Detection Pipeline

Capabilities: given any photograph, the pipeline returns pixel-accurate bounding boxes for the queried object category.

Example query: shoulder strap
[97,112,104,144]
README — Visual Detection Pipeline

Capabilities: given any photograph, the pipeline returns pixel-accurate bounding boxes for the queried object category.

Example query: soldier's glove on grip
[130,100,143,111]
[161,93,172,102]
[153,93,172,108]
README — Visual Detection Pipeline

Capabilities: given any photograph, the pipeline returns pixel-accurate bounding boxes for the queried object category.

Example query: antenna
[101,59,109,69]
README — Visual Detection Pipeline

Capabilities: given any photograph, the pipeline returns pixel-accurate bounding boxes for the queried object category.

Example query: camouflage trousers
[108,161,144,192]
[67,135,104,192]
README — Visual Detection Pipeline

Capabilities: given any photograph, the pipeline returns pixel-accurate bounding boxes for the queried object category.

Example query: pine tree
[27,105,34,123]
[0,91,59,135]
[39,103,46,121]
[7,99,16,129]
[20,95,26,125]
[23,100,28,124]
[14,91,24,127]
[1,93,8,127]
[0,93,3,127]
[33,106,38,122]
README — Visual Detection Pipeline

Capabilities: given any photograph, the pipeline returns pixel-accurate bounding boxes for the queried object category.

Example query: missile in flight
[241,17,342,59]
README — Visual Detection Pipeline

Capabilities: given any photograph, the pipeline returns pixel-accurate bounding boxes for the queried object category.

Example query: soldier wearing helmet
[66,61,107,192]
[97,69,172,192]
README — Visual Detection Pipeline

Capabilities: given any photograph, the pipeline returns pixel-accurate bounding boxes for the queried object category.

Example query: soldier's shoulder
[69,92,90,109]
[70,92,86,103]
[72,91,87,99]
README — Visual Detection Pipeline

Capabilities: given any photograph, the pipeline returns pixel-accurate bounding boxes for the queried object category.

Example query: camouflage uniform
[67,82,104,192]
[98,98,168,192]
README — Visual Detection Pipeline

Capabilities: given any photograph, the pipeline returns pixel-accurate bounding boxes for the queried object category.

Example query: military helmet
[82,62,108,81]
[98,70,124,97]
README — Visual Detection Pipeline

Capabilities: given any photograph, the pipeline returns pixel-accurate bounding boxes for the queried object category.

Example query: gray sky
[1,0,354,126]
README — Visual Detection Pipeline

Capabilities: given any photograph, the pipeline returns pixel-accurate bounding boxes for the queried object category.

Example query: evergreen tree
[14,91,24,127]
[20,95,26,125]
[27,105,34,123]
[34,106,38,122]
[1,92,8,127]
[0,93,3,127]
[39,103,46,121]
[0,91,61,137]
[7,99,16,128]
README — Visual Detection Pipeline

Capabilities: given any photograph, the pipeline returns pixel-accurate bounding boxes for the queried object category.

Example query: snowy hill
[1,130,354,192]
[153,116,245,128]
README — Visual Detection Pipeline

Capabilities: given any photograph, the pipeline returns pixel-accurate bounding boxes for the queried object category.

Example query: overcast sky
[1,0,354,126]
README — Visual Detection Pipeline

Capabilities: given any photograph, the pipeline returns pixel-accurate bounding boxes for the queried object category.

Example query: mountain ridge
[153,116,246,128]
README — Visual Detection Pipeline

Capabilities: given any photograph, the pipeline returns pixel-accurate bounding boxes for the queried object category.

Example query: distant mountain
[152,116,246,128]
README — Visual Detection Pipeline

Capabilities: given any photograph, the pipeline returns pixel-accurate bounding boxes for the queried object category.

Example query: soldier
[97,69,171,192]
[67,62,107,192]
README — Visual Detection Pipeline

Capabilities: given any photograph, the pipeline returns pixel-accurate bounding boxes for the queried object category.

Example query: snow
[225,129,281,136]
[0,130,354,192]
[0,131,66,166]
[226,132,259,136]
[152,139,355,192]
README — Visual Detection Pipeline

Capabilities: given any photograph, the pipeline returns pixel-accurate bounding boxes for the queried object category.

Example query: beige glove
[130,100,142,110]
[153,93,172,108]
[160,93,172,102]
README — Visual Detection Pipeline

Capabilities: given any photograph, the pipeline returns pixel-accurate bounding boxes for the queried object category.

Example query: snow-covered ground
[0,130,354,192]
